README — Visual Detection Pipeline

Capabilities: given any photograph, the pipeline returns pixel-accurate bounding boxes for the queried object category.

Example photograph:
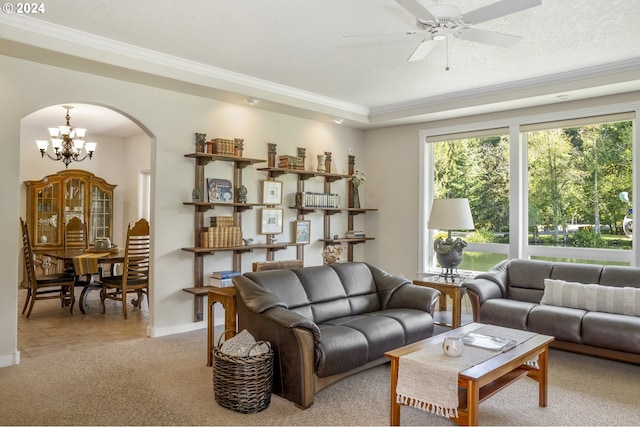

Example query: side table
[413,279,467,329]
[207,287,237,366]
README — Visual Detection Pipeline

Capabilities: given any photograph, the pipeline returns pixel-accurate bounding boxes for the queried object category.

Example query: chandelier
[35,105,97,168]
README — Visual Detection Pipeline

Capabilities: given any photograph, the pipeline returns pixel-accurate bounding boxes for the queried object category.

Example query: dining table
[43,248,125,314]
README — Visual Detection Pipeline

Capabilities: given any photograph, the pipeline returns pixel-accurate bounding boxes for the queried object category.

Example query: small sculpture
[195,133,206,151]
[322,245,344,265]
[317,154,326,172]
[237,185,247,203]
[242,238,254,246]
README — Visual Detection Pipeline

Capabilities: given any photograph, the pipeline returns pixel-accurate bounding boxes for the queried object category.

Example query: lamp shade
[428,198,475,231]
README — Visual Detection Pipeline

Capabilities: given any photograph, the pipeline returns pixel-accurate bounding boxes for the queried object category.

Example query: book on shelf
[209,277,234,288]
[462,332,517,352]
[345,230,366,238]
[211,270,242,279]
[206,178,233,203]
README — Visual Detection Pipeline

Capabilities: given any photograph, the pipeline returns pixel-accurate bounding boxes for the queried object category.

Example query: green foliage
[433,120,633,251]
[571,228,604,248]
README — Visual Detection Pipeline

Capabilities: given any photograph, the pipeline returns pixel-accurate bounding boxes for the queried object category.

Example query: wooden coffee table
[385,323,554,426]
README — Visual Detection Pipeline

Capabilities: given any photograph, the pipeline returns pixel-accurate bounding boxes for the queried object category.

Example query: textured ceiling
[3,0,640,130]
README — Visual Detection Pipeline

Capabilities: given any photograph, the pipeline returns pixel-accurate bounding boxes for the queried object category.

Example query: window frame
[419,105,640,275]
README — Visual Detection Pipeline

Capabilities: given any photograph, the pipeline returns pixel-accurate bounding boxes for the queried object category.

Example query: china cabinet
[24,169,116,275]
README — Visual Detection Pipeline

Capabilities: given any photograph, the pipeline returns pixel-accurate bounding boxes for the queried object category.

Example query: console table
[413,279,467,329]
[206,287,237,366]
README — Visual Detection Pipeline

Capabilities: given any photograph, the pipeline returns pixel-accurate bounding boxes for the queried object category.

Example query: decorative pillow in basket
[213,329,274,414]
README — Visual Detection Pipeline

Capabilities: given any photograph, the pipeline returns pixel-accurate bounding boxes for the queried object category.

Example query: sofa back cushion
[507,259,554,302]
[244,263,381,324]
[244,269,314,319]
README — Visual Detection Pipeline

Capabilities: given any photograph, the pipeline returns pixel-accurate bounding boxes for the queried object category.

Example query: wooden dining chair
[20,218,76,318]
[64,216,88,250]
[100,218,150,319]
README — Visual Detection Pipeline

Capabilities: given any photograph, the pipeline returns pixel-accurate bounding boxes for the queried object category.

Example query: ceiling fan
[393,0,542,62]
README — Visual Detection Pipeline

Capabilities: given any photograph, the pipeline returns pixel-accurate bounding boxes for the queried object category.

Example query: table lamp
[428,198,475,281]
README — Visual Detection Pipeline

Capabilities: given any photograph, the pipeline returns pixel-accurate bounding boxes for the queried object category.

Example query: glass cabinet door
[35,182,60,245]
[91,184,112,242]
[64,177,86,225]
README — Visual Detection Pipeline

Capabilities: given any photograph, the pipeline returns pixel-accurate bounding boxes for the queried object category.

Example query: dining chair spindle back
[64,216,89,250]
[20,217,76,318]
[100,218,150,319]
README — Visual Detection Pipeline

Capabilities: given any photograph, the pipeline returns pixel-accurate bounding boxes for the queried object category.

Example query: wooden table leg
[389,358,401,426]
[466,379,479,426]
[452,291,462,329]
[207,295,214,367]
[538,346,549,407]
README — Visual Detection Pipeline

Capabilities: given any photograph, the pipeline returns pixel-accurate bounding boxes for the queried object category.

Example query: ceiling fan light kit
[394,0,542,62]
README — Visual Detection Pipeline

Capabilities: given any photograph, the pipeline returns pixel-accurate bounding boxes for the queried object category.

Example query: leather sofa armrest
[463,277,505,303]
[387,284,440,314]
[261,306,321,344]
[236,298,318,409]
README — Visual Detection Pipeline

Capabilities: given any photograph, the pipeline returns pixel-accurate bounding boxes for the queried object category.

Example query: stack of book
[209,270,241,287]
[212,138,236,156]
[278,155,304,170]
[206,226,242,248]
[210,216,234,227]
[345,230,366,238]
[297,192,341,208]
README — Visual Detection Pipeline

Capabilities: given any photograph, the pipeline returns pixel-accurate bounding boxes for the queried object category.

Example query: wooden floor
[17,286,149,360]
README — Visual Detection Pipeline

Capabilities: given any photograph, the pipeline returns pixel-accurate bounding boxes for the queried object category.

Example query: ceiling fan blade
[461,0,541,25]
[408,39,436,62]
[458,28,522,47]
[395,0,437,22]
[342,29,424,39]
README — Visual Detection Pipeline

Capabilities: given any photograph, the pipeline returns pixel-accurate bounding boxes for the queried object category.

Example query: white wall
[0,54,365,367]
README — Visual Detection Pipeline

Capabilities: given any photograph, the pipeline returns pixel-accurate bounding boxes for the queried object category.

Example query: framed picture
[207,178,233,203]
[294,220,311,244]
[260,208,284,234]
[262,180,283,205]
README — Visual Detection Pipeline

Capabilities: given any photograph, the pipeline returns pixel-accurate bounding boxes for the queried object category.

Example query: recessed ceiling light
[556,94,570,101]
[245,97,259,106]
[332,118,344,125]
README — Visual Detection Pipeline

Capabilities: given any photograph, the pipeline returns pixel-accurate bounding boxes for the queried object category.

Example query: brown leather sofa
[232,262,439,408]
[463,259,640,364]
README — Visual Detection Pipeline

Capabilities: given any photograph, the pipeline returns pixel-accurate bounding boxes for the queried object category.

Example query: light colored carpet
[1,328,639,426]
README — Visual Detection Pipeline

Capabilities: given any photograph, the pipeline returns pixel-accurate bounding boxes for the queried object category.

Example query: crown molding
[0,14,370,119]
[369,57,640,122]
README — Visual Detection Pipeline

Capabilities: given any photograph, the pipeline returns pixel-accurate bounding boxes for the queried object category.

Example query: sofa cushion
[542,278,640,316]
[582,311,640,353]
[479,299,537,330]
[527,304,586,342]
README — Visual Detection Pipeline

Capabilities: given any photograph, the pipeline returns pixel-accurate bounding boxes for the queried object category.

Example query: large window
[429,131,510,272]
[526,120,632,253]
[423,111,637,273]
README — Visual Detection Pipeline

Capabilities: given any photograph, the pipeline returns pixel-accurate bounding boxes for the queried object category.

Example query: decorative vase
[317,155,326,172]
[352,184,361,209]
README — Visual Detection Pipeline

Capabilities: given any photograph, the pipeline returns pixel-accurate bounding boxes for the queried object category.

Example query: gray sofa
[463,259,640,364]
[232,262,439,408]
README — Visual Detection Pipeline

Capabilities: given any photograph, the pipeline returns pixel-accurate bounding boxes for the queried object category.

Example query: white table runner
[396,325,537,418]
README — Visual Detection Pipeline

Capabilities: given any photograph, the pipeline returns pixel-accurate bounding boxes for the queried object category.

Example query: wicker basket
[212,333,274,414]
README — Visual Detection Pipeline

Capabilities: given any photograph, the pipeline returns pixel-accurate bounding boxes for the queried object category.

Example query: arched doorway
[18,103,154,359]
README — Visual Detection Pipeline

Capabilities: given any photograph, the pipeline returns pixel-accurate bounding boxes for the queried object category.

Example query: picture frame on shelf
[294,220,311,244]
[260,208,284,234]
[206,178,233,203]
[261,180,283,205]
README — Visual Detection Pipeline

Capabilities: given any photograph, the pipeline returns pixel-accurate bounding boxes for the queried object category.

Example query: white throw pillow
[541,278,640,317]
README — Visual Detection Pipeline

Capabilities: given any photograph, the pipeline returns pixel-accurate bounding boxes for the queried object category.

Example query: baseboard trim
[0,350,21,368]
[147,317,225,338]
